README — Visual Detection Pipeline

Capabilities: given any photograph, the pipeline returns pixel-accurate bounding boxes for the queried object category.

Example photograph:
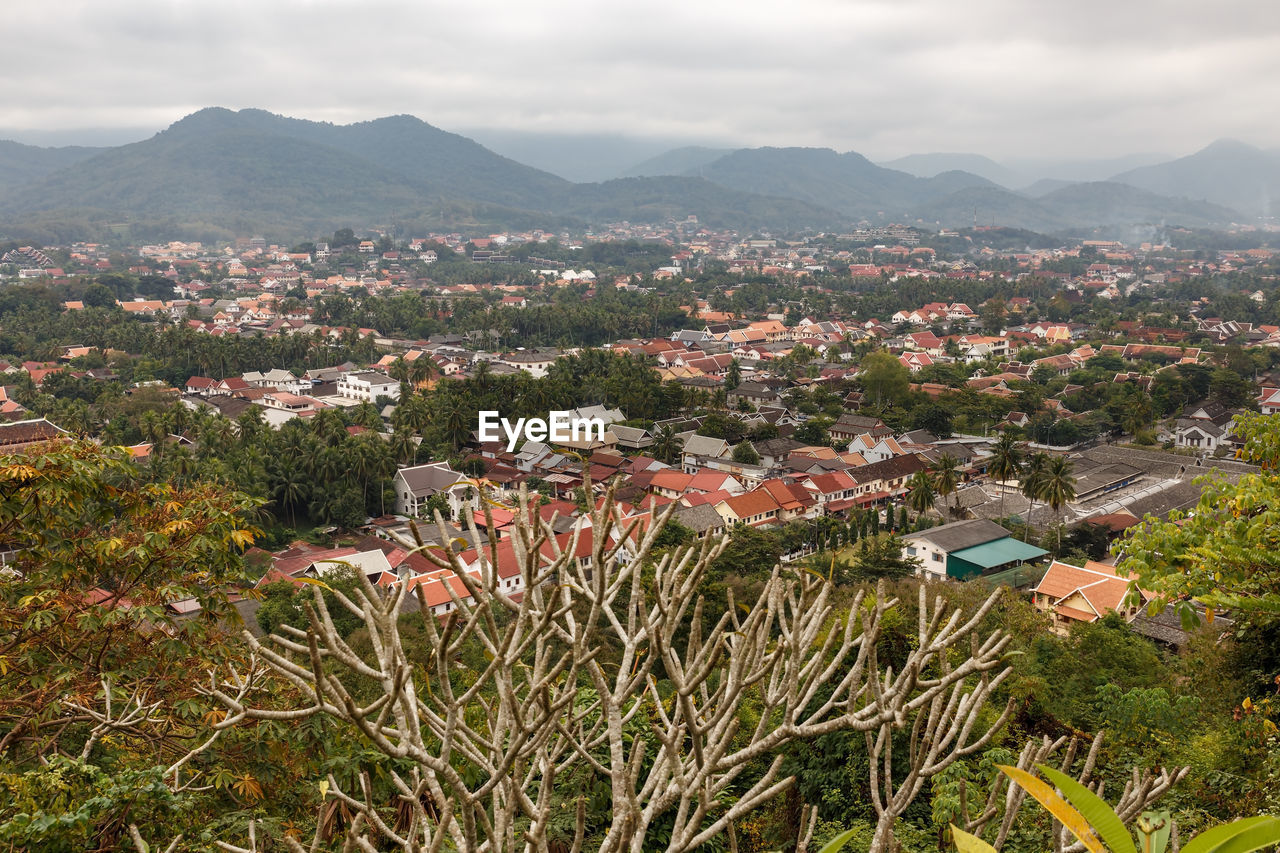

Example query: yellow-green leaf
[950,826,998,853]
[1183,816,1280,853]
[998,765,1104,853]
[817,828,862,853]
[1037,764,1135,853]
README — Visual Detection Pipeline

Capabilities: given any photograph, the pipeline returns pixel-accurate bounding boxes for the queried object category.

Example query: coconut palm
[905,470,937,522]
[1020,451,1051,540]
[652,423,684,465]
[933,453,962,517]
[986,432,1024,521]
[1039,455,1078,554]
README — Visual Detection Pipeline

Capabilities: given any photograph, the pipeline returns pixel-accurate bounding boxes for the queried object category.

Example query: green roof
[948,537,1048,572]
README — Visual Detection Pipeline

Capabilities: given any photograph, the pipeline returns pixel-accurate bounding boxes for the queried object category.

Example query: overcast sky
[3,0,1277,161]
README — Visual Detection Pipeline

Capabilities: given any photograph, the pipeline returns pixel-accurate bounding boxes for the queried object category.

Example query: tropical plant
[951,762,1280,853]
[1039,456,1078,554]
[906,469,937,521]
[934,452,962,516]
[987,432,1023,520]
[1020,451,1051,539]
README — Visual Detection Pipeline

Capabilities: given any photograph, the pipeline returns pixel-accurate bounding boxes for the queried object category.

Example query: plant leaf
[1183,816,1280,853]
[1037,764,1135,853]
[998,765,1104,853]
[817,828,862,853]
[1206,817,1280,853]
[951,826,998,853]
[1137,810,1172,853]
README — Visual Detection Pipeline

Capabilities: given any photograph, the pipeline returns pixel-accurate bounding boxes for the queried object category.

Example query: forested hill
[0,108,840,240]
[0,109,1255,241]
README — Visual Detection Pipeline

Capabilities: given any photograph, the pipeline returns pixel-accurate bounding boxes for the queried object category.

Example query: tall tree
[933,452,962,517]
[906,469,937,521]
[1020,451,1051,539]
[652,423,684,465]
[987,432,1023,521]
[1039,455,1077,553]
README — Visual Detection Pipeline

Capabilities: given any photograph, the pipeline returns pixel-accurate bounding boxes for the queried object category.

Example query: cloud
[0,0,1276,160]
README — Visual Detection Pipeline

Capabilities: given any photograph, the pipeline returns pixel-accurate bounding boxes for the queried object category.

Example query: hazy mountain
[1003,152,1171,183]
[1109,139,1280,217]
[559,176,839,231]
[1018,178,1077,198]
[460,130,711,183]
[171,108,572,209]
[621,146,737,178]
[0,140,106,192]
[0,117,441,234]
[878,153,1023,188]
[919,182,1242,232]
[685,147,995,218]
[0,109,1259,240]
[0,109,838,238]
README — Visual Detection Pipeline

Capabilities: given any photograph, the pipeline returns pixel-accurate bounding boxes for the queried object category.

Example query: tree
[210,485,1015,853]
[651,423,684,464]
[912,402,955,438]
[1038,455,1077,554]
[858,351,910,409]
[1123,412,1280,624]
[1209,367,1255,410]
[986,432,1023,521]
[980,298,1007,335]
[906,470,937,521]
[934,453,962,516]
[1020,452,1050,538]
[732,440,761,465]
[725,358,742,392]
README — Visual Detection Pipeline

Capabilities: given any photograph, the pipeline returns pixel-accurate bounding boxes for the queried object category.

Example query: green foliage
[975,763,1280,853]
[859,351,910,408]
[1122,411,1280,621]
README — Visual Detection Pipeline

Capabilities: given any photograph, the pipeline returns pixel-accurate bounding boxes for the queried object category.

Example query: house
[0,418,70,453]
[673,503,728,539]
[728,381,780,408]
[900,518,1047,581]
[1032,559,1146,636]
[681,435,731,469]
[393,462,474,521]
[714,490,782,527]
[757,479,818,521]
[243,368,310,395]
[802,471,859,515]
[846,454,929,503]
[828,414,891,444]
[498,350,559,378]
[337,371,401,403]
[1173,401,1239,453]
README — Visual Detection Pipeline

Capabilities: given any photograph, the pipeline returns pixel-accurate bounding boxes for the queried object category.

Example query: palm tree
[1039,455,1077,554]
[390,428,417,466]
[905,470,937,522]
[933,453,961,517]
[987,432,1023,521]
[652,423,684,465]
[1020,452,1051,540]
[271,465,309,528]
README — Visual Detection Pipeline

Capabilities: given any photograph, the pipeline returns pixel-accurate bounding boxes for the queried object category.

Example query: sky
[2,0,1278,163]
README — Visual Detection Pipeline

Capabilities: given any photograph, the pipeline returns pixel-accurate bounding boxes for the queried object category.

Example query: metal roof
[949,538,1048,570]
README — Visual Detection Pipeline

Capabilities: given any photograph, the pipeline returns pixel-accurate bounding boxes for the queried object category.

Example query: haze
[1,0,1276,164]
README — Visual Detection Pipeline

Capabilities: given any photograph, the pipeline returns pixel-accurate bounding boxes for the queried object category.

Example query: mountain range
[0,108,1270,242]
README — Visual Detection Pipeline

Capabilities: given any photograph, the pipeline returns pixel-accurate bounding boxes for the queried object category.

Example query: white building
[337,371,401,403]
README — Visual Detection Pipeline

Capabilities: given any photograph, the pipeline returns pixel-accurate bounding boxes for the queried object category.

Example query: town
[2,222,1276,632]
[3,219,1280,850]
